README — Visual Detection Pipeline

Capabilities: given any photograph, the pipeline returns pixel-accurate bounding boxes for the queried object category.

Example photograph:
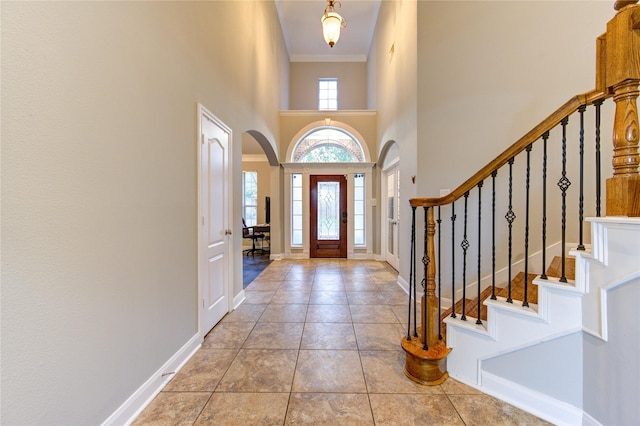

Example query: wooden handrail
[410,89,608,208]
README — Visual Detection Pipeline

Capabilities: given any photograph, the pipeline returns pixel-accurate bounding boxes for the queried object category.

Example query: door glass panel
[317,181,340,240]
[387,173,395,220]
[291,173,303,246]
[388,222,395,255]
[386,170,397,256]
[353,174,365,245]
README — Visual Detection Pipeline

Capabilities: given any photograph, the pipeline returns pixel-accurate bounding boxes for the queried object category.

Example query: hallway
[133,259,550,425]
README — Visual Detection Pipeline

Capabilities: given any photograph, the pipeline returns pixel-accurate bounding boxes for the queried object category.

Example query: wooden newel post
[605,1,640,216]
[424,207,439,348]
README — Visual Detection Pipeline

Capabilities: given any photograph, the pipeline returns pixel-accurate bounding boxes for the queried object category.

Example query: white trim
[584,270,640,341]
[582,411,604,426]
[381,157,399,172]
[397,275,409,294]
[289,54,367,63]
[479,371,584,426]
[280,110,376,117]
[233,290,246,310]
[242,154,268,162]
[101,333,201,426]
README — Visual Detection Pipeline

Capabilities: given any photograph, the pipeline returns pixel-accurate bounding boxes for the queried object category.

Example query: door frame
[281,163,375,259]
[382,158,400,270]
[196,103,234,340]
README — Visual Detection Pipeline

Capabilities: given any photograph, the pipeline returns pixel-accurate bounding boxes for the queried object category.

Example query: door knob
[225,229,232,235]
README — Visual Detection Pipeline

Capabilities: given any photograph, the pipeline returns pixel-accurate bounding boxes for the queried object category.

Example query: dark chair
[242,218,265,256]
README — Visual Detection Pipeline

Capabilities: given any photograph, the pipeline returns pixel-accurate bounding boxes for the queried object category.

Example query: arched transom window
[292,127,365,163]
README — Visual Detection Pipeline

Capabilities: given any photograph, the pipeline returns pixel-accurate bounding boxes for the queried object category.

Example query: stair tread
[545,255,575,281]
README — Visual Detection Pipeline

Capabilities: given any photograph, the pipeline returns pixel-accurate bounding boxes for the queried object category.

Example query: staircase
[441,256,574,325]
[401,3,639,424]
[439,218,640,425]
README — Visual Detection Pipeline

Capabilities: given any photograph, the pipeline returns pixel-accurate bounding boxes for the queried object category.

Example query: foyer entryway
[133,259,551,425]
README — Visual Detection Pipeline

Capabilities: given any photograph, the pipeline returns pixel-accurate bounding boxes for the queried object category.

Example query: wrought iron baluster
[541,132,549,280]
[450,201,457,318]
[461,192,470,321]
[558,117,571,283]
[594,100,603,217]
[437,205,443,340]
[491,170,498,300]
[422,207,429,350]
[476,182,483,324]
[524,144,532,308]
[578,105,587,251]
[407,206,416,341]
[505,158,516,303]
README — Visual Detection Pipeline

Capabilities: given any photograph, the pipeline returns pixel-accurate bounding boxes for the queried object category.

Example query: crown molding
[242,154,269,162]
[289,54,367,63]
[280,110,376,117]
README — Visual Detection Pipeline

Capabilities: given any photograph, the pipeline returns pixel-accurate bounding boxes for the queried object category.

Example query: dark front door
[310,175,347,258]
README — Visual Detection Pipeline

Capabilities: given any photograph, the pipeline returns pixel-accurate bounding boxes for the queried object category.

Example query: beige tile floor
[133,259,551,425]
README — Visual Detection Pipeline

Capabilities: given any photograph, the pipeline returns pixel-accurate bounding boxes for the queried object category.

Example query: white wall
[1,1,288,424]
[416,1,613,197]
[368,0,419,279]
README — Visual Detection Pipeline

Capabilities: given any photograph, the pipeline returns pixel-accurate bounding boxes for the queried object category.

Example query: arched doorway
[241,130,278,287]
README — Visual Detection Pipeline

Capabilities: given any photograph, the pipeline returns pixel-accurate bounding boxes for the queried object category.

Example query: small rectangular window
[291,174,303,246]
[243,171,258,226]
[318,78,338,111]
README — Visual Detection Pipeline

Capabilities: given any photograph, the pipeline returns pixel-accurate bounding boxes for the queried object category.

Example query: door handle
[225,229,232,235]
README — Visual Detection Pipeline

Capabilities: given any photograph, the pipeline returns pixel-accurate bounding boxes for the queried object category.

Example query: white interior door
[198,105,232,336]
[385,165,400,270]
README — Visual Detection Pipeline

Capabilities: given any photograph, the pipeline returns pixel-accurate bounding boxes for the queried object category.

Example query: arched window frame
[291,126,365,163]
[282,121,374,259]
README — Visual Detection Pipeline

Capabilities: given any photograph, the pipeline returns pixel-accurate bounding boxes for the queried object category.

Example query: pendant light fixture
[321,0,347,48]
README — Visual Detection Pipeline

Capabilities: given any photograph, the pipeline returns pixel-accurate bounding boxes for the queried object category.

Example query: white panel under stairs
[443,217,640,425]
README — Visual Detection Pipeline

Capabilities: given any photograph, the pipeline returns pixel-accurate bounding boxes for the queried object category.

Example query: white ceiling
[244,0,381,157]
[275,0,381,62]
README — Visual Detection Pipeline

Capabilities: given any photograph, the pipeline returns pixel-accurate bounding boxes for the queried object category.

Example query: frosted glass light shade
[321,11,343,47]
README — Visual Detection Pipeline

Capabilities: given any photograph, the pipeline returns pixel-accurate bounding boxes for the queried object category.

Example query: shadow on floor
[243,252,272,288]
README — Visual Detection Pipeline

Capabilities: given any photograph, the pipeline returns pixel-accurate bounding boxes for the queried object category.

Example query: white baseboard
[582,410,603,426]
[101,333,202,426]
[480,371,583,426]
[233,290,246,309]
[397,275,409,294]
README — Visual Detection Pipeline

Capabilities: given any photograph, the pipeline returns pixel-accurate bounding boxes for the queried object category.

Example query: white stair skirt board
[443,217,640,426]
[101,333,202,426]
[445,282,584,385]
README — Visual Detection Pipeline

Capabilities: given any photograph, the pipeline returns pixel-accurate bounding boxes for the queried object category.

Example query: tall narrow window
[291,174,303,246]
[318,78,338,111]
[354,174,365,245]
[242,171,258,226]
